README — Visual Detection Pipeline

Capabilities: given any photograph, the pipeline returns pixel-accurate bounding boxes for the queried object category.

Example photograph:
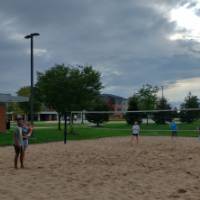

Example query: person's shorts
[23,139,29,150]
[13,145,23,154]
[132,133,139,136]
[171,131,177,136]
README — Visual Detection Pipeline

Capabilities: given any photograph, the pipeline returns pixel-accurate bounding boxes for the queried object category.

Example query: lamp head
[25,33,40,39]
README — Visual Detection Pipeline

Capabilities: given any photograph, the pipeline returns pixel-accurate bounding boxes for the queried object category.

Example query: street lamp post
[25,33,40,125]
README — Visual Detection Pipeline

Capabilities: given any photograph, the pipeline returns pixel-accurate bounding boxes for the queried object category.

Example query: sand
[1,136,200,200]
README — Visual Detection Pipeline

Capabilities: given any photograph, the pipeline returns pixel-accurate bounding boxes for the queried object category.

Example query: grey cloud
[0,0,200,103]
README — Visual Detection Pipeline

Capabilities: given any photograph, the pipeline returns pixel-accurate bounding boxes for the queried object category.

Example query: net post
[81,110,84,124]
[70,111,74,134]
[64,111,67,144]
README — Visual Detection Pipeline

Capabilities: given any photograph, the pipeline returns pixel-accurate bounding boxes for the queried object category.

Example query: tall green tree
[137,84,159,125]
[137,84,159,110]
[179,92,200,123]
[125,95,143,125]
[153,97,173,124]
[36,64,103,130]
[17,86,41,119]
[7,102,23,115]
[85,97,110,127]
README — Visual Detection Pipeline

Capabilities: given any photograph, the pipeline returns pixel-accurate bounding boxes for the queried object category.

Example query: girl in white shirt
[131,121,140,144]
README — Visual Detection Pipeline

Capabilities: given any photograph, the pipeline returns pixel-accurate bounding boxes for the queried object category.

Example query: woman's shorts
[14,145,23,154]
[23,139,29,150]
[171,131,177,136]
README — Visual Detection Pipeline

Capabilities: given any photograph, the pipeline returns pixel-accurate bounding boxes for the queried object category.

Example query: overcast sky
[1,0,200,106]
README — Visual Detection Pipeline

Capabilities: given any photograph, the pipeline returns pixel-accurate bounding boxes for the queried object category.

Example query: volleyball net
[69,108,200,136]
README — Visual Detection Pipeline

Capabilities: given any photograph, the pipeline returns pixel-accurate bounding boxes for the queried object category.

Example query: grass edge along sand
[0,121,199,146]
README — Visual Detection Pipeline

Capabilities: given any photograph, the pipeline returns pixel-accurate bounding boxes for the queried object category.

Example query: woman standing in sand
[131,121,140,144]
[13,117,24,169]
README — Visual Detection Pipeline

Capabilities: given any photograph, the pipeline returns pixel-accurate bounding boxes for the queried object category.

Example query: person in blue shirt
[170,120,177,138]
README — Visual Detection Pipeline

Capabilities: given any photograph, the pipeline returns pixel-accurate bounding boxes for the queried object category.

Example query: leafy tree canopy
[85,97,110,127]
[125,95,143,125]
[36,64,103,114]
[179,92,200,123]
[137,84,159,110]
[153,97,173,124]
[17,86,41,114]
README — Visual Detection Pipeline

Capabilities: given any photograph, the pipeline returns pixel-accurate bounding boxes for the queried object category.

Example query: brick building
[0,93,28,133]
[101,94,128,111]
[101,94,128,120]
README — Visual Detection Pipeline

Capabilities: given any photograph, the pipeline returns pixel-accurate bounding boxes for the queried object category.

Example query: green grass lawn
[0,121,199,146]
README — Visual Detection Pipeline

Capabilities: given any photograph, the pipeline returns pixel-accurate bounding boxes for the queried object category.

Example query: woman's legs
[14,145,20,169]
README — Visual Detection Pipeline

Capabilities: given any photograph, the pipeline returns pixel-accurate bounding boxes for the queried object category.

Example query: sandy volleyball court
[1,136,200,200]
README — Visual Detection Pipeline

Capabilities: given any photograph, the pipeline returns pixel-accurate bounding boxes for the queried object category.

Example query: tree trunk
[71,113,74,125]
[70,113,75,135]
[81,111,84,124]
[64,112,67,144]
[58,113,61,131]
